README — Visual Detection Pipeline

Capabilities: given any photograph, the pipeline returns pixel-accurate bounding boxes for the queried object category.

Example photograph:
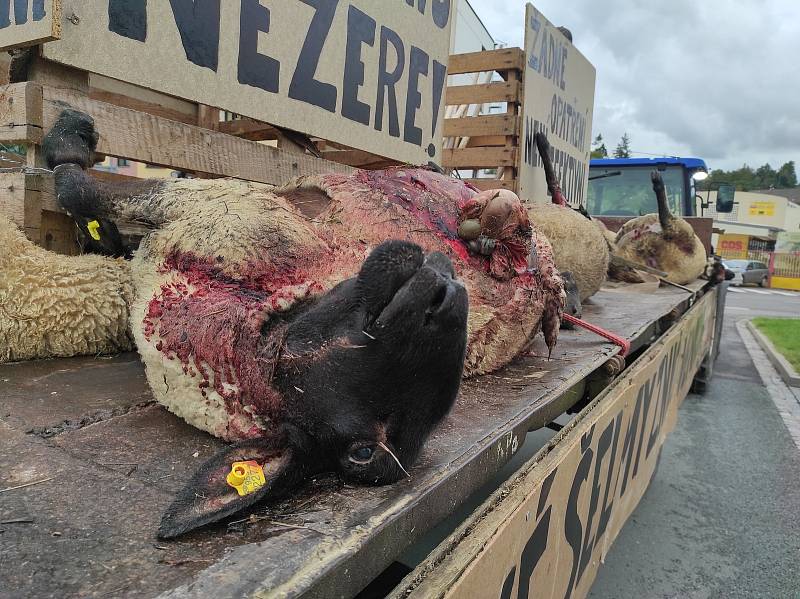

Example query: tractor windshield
[587,165,684,217]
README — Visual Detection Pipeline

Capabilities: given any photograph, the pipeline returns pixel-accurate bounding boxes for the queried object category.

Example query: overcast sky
[467,0,800,172]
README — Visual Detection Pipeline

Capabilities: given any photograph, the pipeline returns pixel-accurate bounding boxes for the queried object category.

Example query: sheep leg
[43,108,166,226]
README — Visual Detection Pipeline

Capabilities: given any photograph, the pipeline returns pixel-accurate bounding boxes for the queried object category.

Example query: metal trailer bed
[0,281,710,598]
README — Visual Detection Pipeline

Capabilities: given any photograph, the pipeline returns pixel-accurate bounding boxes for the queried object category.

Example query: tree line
[590,133,797,191]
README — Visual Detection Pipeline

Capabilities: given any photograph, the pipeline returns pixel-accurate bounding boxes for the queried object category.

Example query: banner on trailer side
[36,1,452,165]
[0,0,60,50]
[397,290,717,599]
[519,3,595,208]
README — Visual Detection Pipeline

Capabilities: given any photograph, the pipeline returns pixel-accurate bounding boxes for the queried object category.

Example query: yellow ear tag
[87,220,102,241]
[226,460,266,497]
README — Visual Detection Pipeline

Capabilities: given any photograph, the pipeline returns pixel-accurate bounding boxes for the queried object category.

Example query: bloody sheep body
[2,170,563,441]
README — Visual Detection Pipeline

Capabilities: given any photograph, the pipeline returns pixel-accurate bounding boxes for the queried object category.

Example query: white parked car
[722,259,770,287]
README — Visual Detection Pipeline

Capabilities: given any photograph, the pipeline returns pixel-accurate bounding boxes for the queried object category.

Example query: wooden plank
[90,74,199,126]
[89,89,199,126]
[445,81,521,105]
[443,114,518,137]
[464,135,508,147]
[442,147,516,169]
[40,87,353,184]
[28,57,88,93]
[0,81,43,143]
[0,53,10,85]
[217,118,280,141]
[463,178,518,193]
[39,208,78,254]
[447,49,525,75]
[0,172,27,228]
[320,149,401,169]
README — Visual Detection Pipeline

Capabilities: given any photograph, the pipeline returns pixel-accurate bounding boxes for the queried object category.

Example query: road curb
[746,320,800,388]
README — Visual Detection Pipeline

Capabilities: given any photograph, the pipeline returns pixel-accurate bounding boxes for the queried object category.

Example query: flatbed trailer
[1,7,726,596]
[0,280,725,598]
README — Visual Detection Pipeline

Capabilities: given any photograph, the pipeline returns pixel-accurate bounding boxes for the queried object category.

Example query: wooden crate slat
[0,172,29,228]
[443,114,518,137]
[464,135,508,147]
[40,87,353,184]
[0,82,43,144]
[447,49,525,75]
[442,147,516,168]
[320,149,398,169]
[445,81,520,105]
[89,89,199,126]
[463,178,518,193]
[217,118,281,141]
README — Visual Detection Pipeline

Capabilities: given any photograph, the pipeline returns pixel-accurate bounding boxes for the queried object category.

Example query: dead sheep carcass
[0,109,565,538]
[525,133,610,311]
[613,171,707,285]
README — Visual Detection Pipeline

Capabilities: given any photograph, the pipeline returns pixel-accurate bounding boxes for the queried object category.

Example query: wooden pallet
[442,48,525,193]
[0,54,386,254]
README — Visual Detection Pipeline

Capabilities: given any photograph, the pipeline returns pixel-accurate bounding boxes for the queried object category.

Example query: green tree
[698,160,798,191]
[754,163,776,188]
[591,133,608,159]
[613,133,631,158]
[777,161,797,187]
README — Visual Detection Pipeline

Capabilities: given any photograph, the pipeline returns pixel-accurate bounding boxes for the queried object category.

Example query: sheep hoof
[42,108,99,170]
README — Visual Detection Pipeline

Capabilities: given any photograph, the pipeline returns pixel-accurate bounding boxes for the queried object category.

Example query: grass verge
[752,318,800,372]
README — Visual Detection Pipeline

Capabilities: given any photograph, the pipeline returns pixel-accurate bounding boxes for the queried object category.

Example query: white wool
[528,204,610,301]
[0,216,133,362]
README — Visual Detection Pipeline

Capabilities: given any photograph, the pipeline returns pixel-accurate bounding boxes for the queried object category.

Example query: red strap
[561,313,631,357]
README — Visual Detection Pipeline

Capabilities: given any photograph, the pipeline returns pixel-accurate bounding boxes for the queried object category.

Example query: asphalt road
[590,286,800,599]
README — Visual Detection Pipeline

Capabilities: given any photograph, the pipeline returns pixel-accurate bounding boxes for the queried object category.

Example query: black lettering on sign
[596,412,623,545]
[500,567,517,599]
[238,0,280,93]
[429,59,447,157]
[563,426,595,599]
[342,6,376,125]
[168,0,221,71]
[430,0,450,28]
[517,508,552,599]
[537,468,559,518]
[632,379,653,480]
[374,26,404,137]
[404,45,428,146]
[0,0,46,26]
[647,344,677,458]
[404,0,450,28]
[617,388,643,498]
[288,0,339,113]
[577,417,615,584]
[108,0,146,41]
[514,468,558,599]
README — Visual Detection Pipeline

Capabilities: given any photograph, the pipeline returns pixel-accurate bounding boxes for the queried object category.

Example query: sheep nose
[423,251,456,279]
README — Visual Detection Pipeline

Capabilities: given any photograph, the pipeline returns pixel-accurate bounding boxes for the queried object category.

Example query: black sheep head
[159,241,469,538]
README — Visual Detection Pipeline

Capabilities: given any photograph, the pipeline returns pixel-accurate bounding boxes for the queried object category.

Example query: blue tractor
[587,157,733,217]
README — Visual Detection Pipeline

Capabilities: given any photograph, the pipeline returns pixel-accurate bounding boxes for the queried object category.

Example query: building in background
[450,0,496,56]
[703,189,800,251]
[94,156,180,179]
[705,188,800,290]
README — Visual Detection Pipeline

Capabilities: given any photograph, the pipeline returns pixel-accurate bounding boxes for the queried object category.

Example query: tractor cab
[587,157,730,218]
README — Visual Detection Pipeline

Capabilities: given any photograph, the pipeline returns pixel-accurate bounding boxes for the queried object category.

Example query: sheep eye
[349,446,375,464]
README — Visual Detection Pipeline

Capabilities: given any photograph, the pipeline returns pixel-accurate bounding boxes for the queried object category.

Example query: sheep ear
[157,438,304,540]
